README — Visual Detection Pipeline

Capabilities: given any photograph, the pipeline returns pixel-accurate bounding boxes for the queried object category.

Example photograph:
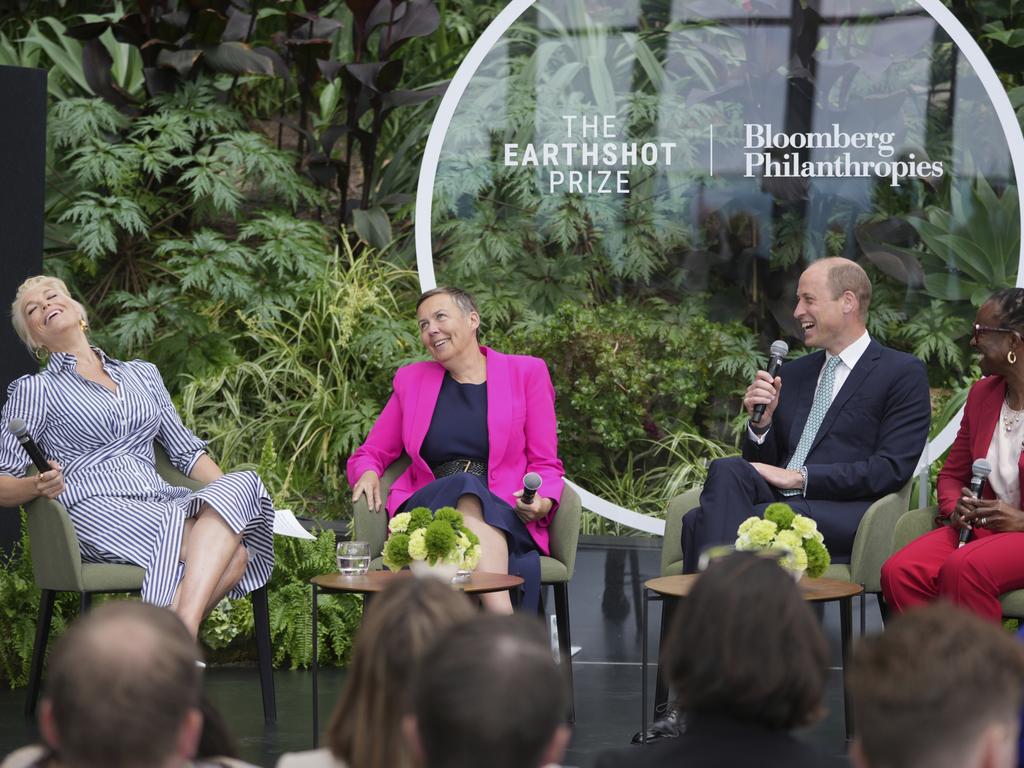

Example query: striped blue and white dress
[0,348,274,606]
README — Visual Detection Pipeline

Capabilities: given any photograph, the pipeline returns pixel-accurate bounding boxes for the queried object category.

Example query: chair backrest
[24,443,197,592]
[848,479,915,591]
[353,455,411,557]
[549,484,582,579]
[660,486,703,576]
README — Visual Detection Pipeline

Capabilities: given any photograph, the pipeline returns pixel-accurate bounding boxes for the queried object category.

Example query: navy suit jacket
[744,339,931,504]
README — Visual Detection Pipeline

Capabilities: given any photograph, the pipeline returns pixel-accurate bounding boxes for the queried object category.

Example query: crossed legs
[457,493,513,614]
[172,505,248,637]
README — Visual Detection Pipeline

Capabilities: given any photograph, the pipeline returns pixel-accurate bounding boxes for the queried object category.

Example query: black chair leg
[251,586,277,724]
[653,596,678,715]
[25,589,55,717]
[553,582,575,725]
[79,592,91,614]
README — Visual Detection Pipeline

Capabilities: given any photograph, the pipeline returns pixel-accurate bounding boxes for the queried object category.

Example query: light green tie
[782,355,842,496]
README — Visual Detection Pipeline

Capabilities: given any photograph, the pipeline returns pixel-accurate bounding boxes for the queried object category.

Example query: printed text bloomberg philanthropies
[745,123,944,186]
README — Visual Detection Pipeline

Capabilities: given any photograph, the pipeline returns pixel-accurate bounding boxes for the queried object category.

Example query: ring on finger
[980,516,988,526]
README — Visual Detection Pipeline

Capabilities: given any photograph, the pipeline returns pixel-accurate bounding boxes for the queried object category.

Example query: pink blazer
[346,347,565,555]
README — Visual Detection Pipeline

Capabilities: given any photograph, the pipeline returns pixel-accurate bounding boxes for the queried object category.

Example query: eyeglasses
[973,323,1016,343]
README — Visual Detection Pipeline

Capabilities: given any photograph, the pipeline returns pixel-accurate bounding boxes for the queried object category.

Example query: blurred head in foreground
[39,601,203,768]
[850,602,1024,768]
[667,551,828,729]
[325,577,475,768]
[408,613,570,768]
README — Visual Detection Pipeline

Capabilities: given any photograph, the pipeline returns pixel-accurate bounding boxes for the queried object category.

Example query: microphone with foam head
[959,458,993,548]
[751,340,789,425]
[7,418,51,474]
[521,472,542,505]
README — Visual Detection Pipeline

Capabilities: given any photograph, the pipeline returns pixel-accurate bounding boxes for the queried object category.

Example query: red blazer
[346,347,565,554]
[937,375,1015,519]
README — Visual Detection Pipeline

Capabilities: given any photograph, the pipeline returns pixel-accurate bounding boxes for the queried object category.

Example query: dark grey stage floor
[0,535,871,766]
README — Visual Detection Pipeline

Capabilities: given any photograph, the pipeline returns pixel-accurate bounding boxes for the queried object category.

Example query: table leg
[840,595,853,741]
[641,587,649,744]
[312,583,319,748]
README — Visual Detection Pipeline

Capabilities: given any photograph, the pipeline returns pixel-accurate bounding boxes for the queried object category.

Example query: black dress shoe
[631,702,685,743]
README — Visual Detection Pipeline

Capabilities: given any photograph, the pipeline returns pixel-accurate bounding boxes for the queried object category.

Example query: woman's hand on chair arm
[0,461,64,506]
[352,470,383,512]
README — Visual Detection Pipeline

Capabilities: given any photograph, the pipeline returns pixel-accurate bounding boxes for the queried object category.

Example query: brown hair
[413,614,566,768]
[666,552,827,730]
[325,578,475,768]
[416,286,479,317]
[820,257,872,320]
[11,275,90,353]
[43,601,202,768]
[850,603,1024,768]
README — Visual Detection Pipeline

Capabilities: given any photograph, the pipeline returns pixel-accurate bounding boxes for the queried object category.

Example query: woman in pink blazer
[347,287,564,613]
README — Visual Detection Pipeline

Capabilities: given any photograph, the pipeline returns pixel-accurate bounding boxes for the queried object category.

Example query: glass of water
[337,541,371,576]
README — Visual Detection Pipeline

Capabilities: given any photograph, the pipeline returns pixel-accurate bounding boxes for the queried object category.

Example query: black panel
[0,65,46,554]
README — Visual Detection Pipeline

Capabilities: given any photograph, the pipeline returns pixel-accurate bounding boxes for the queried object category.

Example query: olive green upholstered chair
[23,444,276,723]
[352,455,582,721]
[892,505,1024,620]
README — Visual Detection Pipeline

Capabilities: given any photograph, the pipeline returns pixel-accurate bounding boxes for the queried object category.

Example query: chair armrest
[24,492,85,592]
[549,484,582,580]
[661,486,702,576]
[892,505,940,551]
[352,455,411,558]
[849,480,913,593]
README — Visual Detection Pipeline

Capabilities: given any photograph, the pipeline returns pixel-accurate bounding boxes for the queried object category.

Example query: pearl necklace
[1002,398,1024,432]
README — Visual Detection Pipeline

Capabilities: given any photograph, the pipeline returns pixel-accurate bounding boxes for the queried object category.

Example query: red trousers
[881,526,1024,622]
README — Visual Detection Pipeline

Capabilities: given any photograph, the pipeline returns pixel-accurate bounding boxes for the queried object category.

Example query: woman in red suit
[882,288,1024,621]
[347,287,564,614]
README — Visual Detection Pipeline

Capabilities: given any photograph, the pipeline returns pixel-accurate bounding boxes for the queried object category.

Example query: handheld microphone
[751,340,789,425]
[7,418,51,474]
[959,459,993,548]
[521,472,542,505]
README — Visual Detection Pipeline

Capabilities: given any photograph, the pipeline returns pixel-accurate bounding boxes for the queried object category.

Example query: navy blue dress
[402,373,541,611]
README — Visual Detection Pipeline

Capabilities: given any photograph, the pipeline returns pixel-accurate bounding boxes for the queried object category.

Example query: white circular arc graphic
[414,0,1024,536]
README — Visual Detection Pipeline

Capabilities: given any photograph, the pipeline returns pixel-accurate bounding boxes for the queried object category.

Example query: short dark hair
[327,578,475,768]
[850,603,1024,768]
[665,552,827,729]
[43,601,202,768]
[413,614,566,768]
[416,286,479,317]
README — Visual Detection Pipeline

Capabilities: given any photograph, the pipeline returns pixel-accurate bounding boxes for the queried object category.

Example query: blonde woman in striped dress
[0,276,274,637]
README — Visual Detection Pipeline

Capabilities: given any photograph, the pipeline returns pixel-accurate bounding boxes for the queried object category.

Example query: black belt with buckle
[432,458,487,478]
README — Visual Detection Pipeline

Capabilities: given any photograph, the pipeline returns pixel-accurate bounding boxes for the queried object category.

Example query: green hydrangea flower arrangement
[734,502,831,579]
[381,506,482,572]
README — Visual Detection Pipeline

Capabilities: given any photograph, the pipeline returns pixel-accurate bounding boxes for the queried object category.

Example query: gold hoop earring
[1009,350,1017,365]
[34,347,46,362]
[80,318,89,333]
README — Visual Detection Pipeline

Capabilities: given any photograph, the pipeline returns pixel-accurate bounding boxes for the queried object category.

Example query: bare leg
[457,494,513,614]
[202,544,249,616]
[170,518,196,612]
[174,504,242,637]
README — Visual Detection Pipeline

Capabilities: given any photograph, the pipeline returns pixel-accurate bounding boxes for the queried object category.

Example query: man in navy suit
[682,257,931,571]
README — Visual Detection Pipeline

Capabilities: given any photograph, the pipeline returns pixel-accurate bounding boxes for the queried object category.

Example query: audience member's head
[408,614,570,768]
[666,551,828,729]
[39,601,203,768]
[850,603,1024,768]
[325,577,475,768]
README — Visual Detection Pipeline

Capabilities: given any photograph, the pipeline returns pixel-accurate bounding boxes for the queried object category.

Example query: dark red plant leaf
[380,81,446,110]
[222,9,253,42]
[157,47,203,77]
[381,0,439,58]
[367,0,406,32]
[64,20,112,41]
[317,58,344,82]
[192,8,228,46]
[253,46,291,80]
[346,0,380,27]
[143,65,179,96]
[203,42,275,75]
[320,123,348,155]
[111,14,148,47]
[345,61,383,90]
[287,38,333,81]
[82,38,134,108]
[375,58,403,91]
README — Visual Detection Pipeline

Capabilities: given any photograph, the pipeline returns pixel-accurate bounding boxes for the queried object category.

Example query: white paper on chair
[273,509,316,540]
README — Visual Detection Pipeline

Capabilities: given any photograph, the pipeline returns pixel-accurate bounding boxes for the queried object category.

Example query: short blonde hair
[11,275,89,352]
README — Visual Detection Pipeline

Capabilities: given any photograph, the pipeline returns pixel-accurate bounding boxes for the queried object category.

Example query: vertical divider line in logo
[709,123,714,175]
